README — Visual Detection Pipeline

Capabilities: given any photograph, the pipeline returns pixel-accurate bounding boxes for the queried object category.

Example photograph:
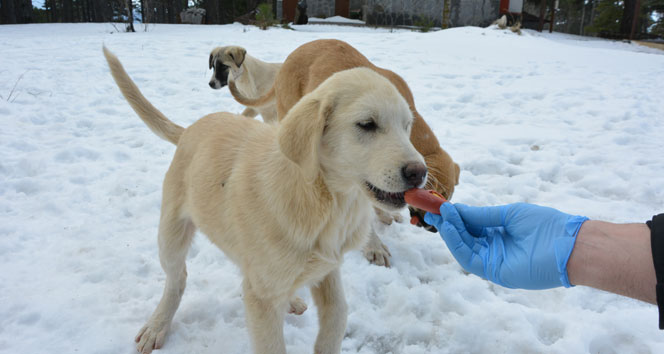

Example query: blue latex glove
[424,202,588,290]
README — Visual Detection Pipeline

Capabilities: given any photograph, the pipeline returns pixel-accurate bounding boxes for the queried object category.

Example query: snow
[308,16,366,24]
[1,22,663,354]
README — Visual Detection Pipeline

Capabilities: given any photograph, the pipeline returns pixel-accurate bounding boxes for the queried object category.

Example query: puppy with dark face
[208,46,281,122]
[208,46,244,89]
[209,58,229,88]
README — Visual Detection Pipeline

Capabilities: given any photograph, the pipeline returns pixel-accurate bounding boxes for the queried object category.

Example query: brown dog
[230,39,460,265]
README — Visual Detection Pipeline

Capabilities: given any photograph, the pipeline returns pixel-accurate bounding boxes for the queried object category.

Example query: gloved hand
[424,202,588,290]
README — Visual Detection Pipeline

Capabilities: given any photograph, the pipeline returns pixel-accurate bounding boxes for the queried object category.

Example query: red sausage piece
[404,189,447,215]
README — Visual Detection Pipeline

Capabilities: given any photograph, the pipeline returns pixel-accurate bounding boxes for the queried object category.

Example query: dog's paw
[375,209,403,225]
[135,321,170,354]
[408,206,438,233]
[363,241,392,268]
[288,297,308,315]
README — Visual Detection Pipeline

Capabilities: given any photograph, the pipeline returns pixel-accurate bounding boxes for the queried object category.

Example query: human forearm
[567,220,656,304]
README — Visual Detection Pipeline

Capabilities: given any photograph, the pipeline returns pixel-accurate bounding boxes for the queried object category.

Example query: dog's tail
[103,46,184,145]
[228,80,275,108]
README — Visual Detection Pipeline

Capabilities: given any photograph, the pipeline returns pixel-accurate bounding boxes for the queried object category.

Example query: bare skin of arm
[567,220,656,304]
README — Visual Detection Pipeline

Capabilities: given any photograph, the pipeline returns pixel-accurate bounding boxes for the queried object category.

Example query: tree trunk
[21,0,33,23]
[629,0,641,40]
[204,0,219,23]
[589,0,596,28]
[177,0,186,23]
[1,0,18,24]
[49,0,58,22]
[170,0,186,23]
[126,0,136,31]
[140,0,147,24]
[87,0,95,21]
[538,0,546,32]
[160,1,166,22]
[64,0,74,22]
[166,0,174,23]
[620,0,635,38]
[91,0,110,22]
[580,0,586,35]
[246,0,258,11]
[153,1,161,22]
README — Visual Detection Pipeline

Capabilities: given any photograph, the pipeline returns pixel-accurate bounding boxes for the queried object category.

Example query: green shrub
[414,17,434,33]
[255,2,275,30]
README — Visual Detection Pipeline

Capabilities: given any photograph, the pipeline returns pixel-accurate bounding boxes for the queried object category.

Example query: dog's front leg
[241,107,258,118]
[242,279,287,354]
[362,227,392,267]
[311,269,348,354]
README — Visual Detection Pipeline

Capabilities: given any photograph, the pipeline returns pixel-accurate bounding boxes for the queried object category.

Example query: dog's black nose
[402,162,427,188]
[209,82,216,88]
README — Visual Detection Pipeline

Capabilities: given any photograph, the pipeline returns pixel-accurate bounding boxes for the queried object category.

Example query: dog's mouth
[209,80,226,89]
[365,182,406,209]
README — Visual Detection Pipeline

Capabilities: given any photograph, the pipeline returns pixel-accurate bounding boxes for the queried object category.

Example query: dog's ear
[454,162,460,185]
[227,47,246,68]
[209,52,214,69]
[278,95,333,183]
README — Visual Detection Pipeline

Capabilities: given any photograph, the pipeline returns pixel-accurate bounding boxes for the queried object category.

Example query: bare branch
[5,71,28,102]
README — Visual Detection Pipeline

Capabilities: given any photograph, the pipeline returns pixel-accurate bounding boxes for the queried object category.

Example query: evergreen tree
[585,0,623,36]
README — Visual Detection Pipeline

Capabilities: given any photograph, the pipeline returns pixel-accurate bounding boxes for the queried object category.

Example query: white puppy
[104,47,426,354]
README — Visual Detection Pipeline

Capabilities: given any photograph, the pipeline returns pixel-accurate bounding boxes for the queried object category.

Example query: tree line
[1,0,270,25]
[526,0,664,39]
[2,0,662,39]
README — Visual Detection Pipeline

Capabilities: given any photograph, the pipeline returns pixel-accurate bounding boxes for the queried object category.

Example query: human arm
[424,202,658,301]
[566,220,656,304]
[424,202,587,289]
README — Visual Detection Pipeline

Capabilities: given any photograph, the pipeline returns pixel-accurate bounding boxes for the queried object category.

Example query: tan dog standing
[209,46,281,122]
[104,47,427,354]
[230,39,460,266]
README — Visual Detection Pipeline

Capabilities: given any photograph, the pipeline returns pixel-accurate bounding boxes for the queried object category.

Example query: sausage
[404,188,447,215]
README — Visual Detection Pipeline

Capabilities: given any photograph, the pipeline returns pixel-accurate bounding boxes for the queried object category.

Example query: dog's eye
[357,120,378,132]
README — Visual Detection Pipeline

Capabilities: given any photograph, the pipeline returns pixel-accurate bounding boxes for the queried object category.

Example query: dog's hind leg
[135,212,195,354]
[311,269,347,354]
[243,279,287,354]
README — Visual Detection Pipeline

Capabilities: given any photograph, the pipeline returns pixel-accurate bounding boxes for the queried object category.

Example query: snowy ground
[1,23,663,354]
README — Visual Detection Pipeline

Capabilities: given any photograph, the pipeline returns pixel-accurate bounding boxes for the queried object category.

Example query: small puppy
[104,47,426,354]
[230,39,460,266]
[209,45,281,122]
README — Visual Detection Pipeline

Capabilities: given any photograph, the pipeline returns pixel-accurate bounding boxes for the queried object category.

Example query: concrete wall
[308,0,336,18]
[450,0,499,27]
[365,0,499,28]
[366,0,444,27]
[351,0,365,11]
[304,0,364,18]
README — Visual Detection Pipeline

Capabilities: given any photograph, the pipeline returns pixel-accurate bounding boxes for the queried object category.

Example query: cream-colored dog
[230,39,460,267]
[104,47,427,354]
[209,45,281,122]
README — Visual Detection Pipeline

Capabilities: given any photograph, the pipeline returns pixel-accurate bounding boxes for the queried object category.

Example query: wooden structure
[500,0,523,15]
[283,0,349,22]
[335,0,349,17]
